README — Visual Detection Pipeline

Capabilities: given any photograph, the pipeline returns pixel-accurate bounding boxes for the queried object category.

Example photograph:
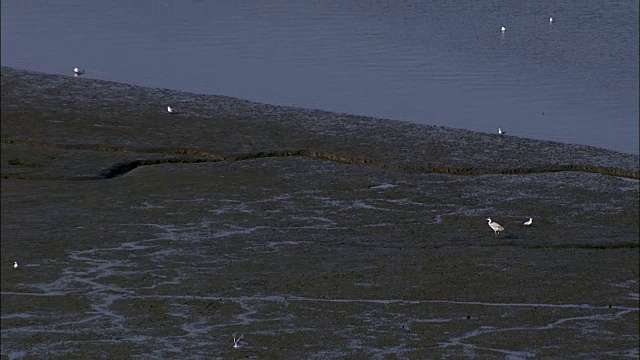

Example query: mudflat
[1,67,638,358]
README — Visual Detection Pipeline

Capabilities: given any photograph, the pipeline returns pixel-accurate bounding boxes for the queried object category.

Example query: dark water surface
[1,1,638,153]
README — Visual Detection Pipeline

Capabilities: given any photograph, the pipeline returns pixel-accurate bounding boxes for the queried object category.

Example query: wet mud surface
[1,68,639,358]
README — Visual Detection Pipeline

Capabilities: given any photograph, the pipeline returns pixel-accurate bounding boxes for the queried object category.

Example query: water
[2,0,638,154]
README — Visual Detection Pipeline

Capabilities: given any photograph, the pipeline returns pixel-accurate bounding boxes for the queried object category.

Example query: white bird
[501,26,506,32]
[486,218,504,234]
[549,16,554,23]
[233,333,244,348]
[167,106,178,114]
[73,67,85,76]
[523,217,533,226]
[13,261,19,269]
[498,128,506,135]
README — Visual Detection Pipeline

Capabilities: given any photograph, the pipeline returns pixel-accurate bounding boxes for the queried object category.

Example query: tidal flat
[1,67,639,359]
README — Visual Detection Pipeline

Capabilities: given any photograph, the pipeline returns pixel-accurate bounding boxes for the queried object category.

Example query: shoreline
[1,66,638,180]
[2,67,639,159]
[3,65,638,157]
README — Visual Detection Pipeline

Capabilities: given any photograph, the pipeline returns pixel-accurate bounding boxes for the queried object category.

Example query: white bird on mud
[233,333,244,348]
[73,67,84,76]
[498,127,506,135]
[167,106,179,114]
[13,261,19,269]
[486,218,504,234]
[523,217,533,226]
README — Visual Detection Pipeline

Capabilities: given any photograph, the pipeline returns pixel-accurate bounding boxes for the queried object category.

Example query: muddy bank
[1,68,638,358]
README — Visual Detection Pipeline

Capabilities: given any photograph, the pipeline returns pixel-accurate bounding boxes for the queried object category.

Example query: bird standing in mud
[523,217,533,226]
[233,333,244,348]
[486,218,504,234]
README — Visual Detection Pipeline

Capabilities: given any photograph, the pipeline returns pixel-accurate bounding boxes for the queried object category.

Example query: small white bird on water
[524,217,533,226]
[501,26,506,32]
[73,67,84,76]
[498,127,506,135]
[486,218,504,234]
[549,16,554,23]
[232,333,244,348]
[167,106,178,114]
[13,261,19,269]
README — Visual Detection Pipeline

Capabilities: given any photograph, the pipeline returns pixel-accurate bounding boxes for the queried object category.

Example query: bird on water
[498,128,506,135]
[524,218,533,226]
[73,67,84,76]
[486,218,504,234]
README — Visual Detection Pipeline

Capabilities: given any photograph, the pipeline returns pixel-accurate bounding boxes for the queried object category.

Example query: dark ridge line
[98,149,640,180]
[100,158,212,178]
[2,141,639,180]
[2,140,226,159]
[1,174,72,181]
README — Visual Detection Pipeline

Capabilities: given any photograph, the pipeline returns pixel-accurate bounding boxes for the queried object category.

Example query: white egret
[498,128,506,135]
[13,261,19,269]
[549,17,554,23]
[501,26,506,32]
[167,106,179,114]
[486,218,504,234]
[524,218,533,226]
